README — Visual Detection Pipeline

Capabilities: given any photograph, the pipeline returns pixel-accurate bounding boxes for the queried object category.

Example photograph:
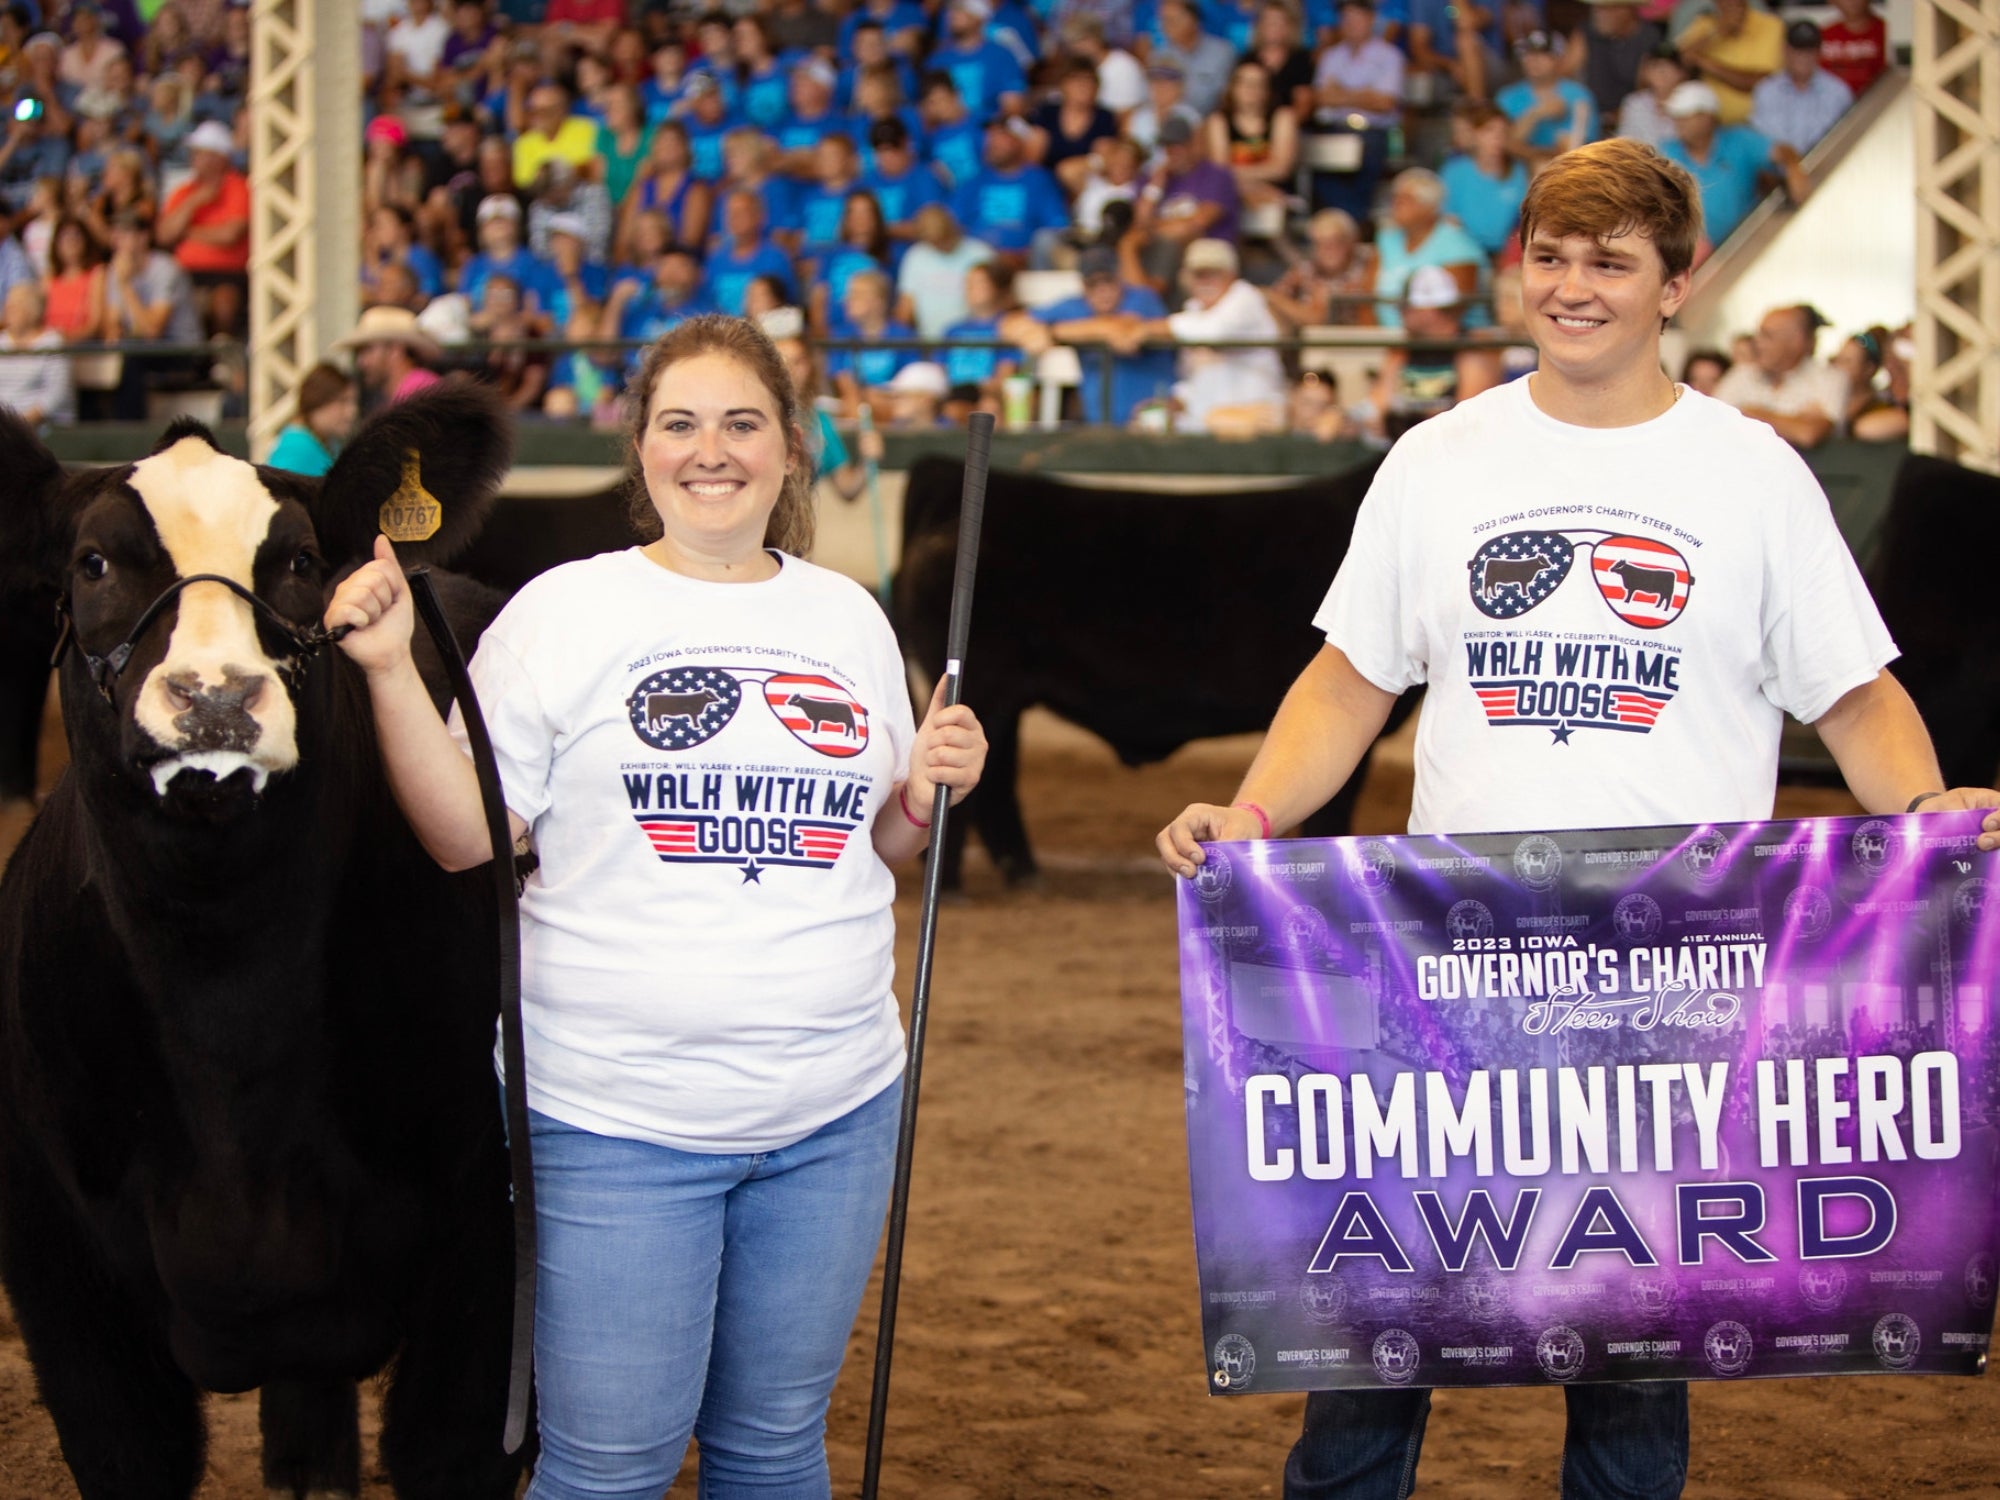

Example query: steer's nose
[164,669,270,751]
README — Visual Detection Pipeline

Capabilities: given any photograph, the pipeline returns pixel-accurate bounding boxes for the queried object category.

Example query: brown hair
[296,361,352,422]
[1519,138,1703,281]
[623,313,816,557]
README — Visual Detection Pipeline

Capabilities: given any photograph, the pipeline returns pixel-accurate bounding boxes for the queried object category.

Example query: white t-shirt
[386,12,453,77]
[1712,358,1849,434]
[1097,48,1148,113]
[1315,379,1895,836]
[1167,277,1289,429]
[452,548,916,1154]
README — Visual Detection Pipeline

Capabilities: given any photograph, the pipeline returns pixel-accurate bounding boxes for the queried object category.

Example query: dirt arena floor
[2,682,1998,1498]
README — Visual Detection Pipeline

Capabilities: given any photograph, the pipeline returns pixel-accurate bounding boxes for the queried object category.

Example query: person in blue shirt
[677,73,737,182]
[793,134,866,262]
[838,0,930,63]
[939,259,1022,412]
[837,21,920,111]
[811,192,896,333]
[930,0,1030,119]
[607,243,713,354]
[950,118,1071,266]
[458,194,559,318]
[825,267,919,411]
[1658,79,1804,245]
[684,13,742,114]
[917,71,986,189]
[1371,167,1489,328]
[640,39,689,125]
[267,362,356,477]
[774,57,845,168]
[1496,30,1598,160]
[1001,244,1177,425]
[702,189,798,315]
[732,14,793,130]
[934,0,1043,65]
[717,127,802,249]
[847,62,930,175]
[1438,100,1531,256]
[861,116,948,243]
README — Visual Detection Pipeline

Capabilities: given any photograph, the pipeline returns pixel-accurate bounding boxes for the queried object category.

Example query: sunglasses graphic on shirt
[1467,530,1693,629]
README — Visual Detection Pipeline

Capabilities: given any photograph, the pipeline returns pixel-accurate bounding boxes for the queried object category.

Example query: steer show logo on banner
[1177,813,2000,1395]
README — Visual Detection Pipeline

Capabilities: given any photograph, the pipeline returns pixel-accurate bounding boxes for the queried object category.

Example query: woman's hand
[904,676,986,812]
[324,534,416,680]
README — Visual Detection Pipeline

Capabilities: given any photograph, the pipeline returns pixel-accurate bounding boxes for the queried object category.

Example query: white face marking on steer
[128,437,300,787]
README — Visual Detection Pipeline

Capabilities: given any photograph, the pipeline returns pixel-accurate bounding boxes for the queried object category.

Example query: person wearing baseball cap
[155,117,248,336]
[999,240,1177,426]
[1362,262,1505,442]
[1660,78,1807,244]
[1749,18,1854,157]
[1101,237,1289,434]
[1496,30,1599,162]
[461,192,559,318]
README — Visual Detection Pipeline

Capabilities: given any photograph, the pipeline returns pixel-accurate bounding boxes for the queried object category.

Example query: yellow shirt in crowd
[1674,8,1785,124]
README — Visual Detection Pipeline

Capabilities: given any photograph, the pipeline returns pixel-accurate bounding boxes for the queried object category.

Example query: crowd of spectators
[0,0,1906,441]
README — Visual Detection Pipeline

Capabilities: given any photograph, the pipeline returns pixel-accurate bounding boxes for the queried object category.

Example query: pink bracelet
[899,782,932,829]
[1233,800,1273,840]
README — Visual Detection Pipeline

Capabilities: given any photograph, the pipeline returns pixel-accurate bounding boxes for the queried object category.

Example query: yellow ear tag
[378,450,442,544]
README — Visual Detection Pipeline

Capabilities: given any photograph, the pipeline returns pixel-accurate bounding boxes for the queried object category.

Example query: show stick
[860,412,993,1499]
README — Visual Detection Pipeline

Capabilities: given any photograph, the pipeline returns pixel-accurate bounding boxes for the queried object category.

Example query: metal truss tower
[247,0,359,459]
[1910,0,2000,473]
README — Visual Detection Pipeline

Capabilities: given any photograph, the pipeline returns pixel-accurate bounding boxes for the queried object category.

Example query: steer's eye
[290,548,318,577]
[78,551,107,581]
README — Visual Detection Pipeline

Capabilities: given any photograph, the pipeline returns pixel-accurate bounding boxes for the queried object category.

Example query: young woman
[809,189,893,333]
[43,214,106,343]
[325,314,985,1499]
[616,119,712,259]
[594,84,654,209]
[266,361,358,475]
[1203,59,1299,211]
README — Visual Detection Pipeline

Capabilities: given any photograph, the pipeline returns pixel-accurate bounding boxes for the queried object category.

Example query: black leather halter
[50,572,352,706]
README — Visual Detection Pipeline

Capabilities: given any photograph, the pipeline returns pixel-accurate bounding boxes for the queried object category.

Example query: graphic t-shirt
[1315,380,1896,836]
[453,549,917,1153]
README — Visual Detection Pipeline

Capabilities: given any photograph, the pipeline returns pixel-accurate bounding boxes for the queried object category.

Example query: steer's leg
[0,1144,205,1500]
[378,1125,529,1500]
[965,699,1037,888]
[259,1377,360,1499]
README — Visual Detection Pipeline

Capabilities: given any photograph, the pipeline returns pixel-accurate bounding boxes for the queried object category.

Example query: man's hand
[1158,804,1265,878]
[1914,788,2000,851]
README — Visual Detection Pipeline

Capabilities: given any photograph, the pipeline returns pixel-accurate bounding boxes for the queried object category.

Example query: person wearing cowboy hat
[156,116,248,337]
[337,304,443,407]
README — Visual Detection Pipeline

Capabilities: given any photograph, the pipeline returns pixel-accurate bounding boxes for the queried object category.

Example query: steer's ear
[310,376,514,568]
[0,405,73,591]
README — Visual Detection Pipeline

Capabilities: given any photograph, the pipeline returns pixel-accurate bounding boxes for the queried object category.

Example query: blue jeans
[1285,1382,1688,1500]
[523,1078,902,1500]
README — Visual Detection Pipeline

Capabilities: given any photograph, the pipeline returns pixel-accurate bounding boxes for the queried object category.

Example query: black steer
[0,384,527,1500]
[894,456,1415,888]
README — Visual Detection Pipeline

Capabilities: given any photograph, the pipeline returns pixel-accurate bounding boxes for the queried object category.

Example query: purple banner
[1178,813,2000,1393]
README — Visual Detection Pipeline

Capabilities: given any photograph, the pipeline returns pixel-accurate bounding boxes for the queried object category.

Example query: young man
[1157,137,2000,1500]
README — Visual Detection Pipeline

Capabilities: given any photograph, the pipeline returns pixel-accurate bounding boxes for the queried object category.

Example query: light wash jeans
[1284,1382,1689,1500]
[523,1078,902,1500]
